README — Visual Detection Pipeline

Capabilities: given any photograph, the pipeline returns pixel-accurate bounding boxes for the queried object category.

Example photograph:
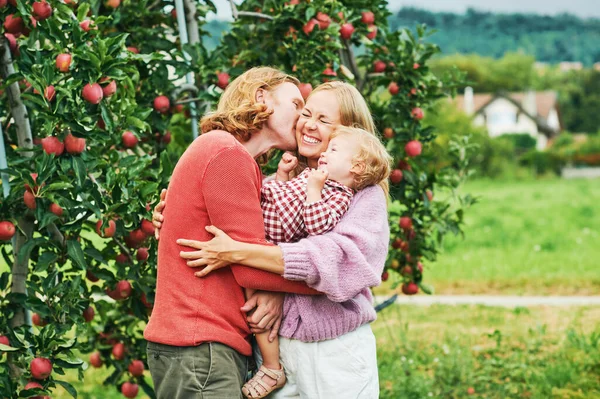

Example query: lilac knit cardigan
[278,184,390,342]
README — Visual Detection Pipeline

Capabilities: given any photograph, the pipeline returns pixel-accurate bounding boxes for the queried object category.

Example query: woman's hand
[152,189,167,240]
[177,226,237,277]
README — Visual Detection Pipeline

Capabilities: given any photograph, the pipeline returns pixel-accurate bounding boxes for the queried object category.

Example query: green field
[378,177,600,295]
[49,304,600,399]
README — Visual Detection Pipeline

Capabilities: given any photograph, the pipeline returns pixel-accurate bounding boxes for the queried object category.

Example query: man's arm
[202,146,319,295]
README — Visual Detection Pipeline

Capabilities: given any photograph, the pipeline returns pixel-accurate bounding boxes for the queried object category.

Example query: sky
[209,0,600,20]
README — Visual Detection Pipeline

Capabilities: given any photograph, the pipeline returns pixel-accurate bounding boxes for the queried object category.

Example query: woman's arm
[279,185,389,302]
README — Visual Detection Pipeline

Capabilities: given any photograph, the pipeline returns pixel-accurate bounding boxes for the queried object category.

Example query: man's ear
[255,88,266,104]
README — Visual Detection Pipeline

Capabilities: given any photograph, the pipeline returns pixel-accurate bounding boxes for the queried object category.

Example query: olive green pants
[147,341,249,399]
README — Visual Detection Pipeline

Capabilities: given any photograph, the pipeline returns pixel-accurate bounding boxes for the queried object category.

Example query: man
[144,67,318,398]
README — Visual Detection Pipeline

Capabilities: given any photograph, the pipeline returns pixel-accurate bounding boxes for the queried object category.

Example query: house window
[487,111,517,125]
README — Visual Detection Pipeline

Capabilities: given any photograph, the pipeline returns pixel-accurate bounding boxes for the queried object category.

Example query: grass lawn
[378,177,600,296]
[49,304,600,398]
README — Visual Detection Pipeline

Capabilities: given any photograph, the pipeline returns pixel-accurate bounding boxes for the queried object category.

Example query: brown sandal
[242,364,286,399]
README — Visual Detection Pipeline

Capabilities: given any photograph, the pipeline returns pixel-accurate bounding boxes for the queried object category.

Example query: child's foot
[242,364,286,399]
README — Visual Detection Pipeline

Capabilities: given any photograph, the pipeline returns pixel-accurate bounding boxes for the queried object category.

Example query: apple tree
[0,0,473,397]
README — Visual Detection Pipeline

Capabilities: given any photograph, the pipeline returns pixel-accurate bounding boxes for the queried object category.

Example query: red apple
[162,131,172,144]
[121,382,139,398]
[322,67,336,77]
[426,189,433,201]
[0,335,9,347]
[0,221,15,240]
[115,253,129,264]
[413,63,420,69]
[339,23,354,40]
[41,136,64,156]
[86,270,99,282]
[405,140,422,157]
[361,11,375,24]
[95,219,116,238]
[4,33,18,56]
[140,219,154,236]
[298,82,312,100]
[392,238,403,249]
[383,127,394,139]
[127,229,146,246]
[302,18,318,35]
[55,53,71,72]
[411,107,424,120]
[216,72,230,90]
[89,352,103,368]
[116,280,132,299]
[83,306,95,322]
[381,271,389,281]
[315,12,331,30]
[43,85,55,102]
[417,262,424,273]
[402,282,419,295]
[3,14,24,34]
[373,60,386,73]
[79,19,92,32]
[399,216,412,230]
[153,95,170,113]
[388,82,399,95]
[126,46,139,53]
[122,131,138,148]
[140,292,153,308]
[24,381,43,392]
[136,247,149,262]
[32,1,53,20]
[0,0,7,7]
[105,0,121,8]
[65,133,86,154]
[30,357,52,379]
[101,80,117,97]
[366,24,377,40]
[128,360,145,377]
[390,169,403,184]
[24,190,36,210]
[49,203,63,217]
[409,88,418,96]
[398,159,411,171]
[467,387,475,395]
[82,83,103,104]
[112,342,126,360]
[31,313,47,326]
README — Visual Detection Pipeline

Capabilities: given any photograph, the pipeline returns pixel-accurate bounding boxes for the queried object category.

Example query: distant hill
[390,8,600,65]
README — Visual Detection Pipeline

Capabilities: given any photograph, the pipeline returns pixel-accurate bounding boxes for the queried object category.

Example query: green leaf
[73,157,87,187]
[0,343,18,352]
[77,3,90,21]
[54,380,78,398]
[17,238,45,265]
[67,240,86,270]
[419,283,435,295]
[54,357,84,369]
[46,182,74,191]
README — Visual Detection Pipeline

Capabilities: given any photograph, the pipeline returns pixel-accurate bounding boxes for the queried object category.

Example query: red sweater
[144,131,317,355]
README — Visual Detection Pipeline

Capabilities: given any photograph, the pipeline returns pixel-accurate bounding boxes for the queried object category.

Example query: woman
[154,81,390,398]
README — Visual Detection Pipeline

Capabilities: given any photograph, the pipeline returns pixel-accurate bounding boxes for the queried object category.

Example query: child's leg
[243,288,285,398]
[244,288,281,371]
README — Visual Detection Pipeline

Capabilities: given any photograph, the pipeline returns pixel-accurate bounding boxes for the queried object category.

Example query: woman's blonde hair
[331,127,392,196]
[200,67,299,142]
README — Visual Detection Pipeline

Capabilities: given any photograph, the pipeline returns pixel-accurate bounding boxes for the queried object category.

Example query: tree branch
[342,39,364,90]
[227,0,274,20]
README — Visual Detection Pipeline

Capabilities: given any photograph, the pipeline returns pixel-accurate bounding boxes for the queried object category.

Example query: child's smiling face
[318,134,361,189]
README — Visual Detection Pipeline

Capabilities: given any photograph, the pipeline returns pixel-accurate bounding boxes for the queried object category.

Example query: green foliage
[0,0,473,397]
[391,7,600,66]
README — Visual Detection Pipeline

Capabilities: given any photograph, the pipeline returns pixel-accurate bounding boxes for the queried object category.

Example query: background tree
[0,0,472,397]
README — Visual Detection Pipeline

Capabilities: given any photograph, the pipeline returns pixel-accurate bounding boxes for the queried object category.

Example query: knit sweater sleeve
[202,146,318,295]
[278,185,389,302]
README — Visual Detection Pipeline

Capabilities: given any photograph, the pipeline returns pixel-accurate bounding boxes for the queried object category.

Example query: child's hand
[276,152,298,181]
[307,168,328,189]
[278,152,298,173]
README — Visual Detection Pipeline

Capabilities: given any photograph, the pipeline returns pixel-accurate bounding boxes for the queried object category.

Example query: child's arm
[305,168,327,203]
[275,152,298,182]
[304,189,353,236]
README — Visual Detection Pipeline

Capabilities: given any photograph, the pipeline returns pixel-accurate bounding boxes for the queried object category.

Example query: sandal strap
[258,365,284,381]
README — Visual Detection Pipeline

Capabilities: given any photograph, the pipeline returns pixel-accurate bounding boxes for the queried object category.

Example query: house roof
[452,90,561,137]
[453,91,558,119]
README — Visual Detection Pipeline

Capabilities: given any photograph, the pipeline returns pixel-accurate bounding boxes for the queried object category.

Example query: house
[453,88,562,150]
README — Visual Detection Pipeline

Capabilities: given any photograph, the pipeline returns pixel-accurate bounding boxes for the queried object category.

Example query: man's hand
[152,189,167,240]
[241,291,285,342]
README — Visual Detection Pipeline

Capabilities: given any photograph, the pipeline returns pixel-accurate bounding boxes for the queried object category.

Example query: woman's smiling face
[296,90,341,168]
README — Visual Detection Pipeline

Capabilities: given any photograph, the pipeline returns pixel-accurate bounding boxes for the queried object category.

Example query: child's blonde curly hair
[331,126,393,197]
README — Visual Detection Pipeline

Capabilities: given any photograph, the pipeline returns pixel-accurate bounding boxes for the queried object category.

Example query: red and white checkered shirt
[261,168,354,244]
